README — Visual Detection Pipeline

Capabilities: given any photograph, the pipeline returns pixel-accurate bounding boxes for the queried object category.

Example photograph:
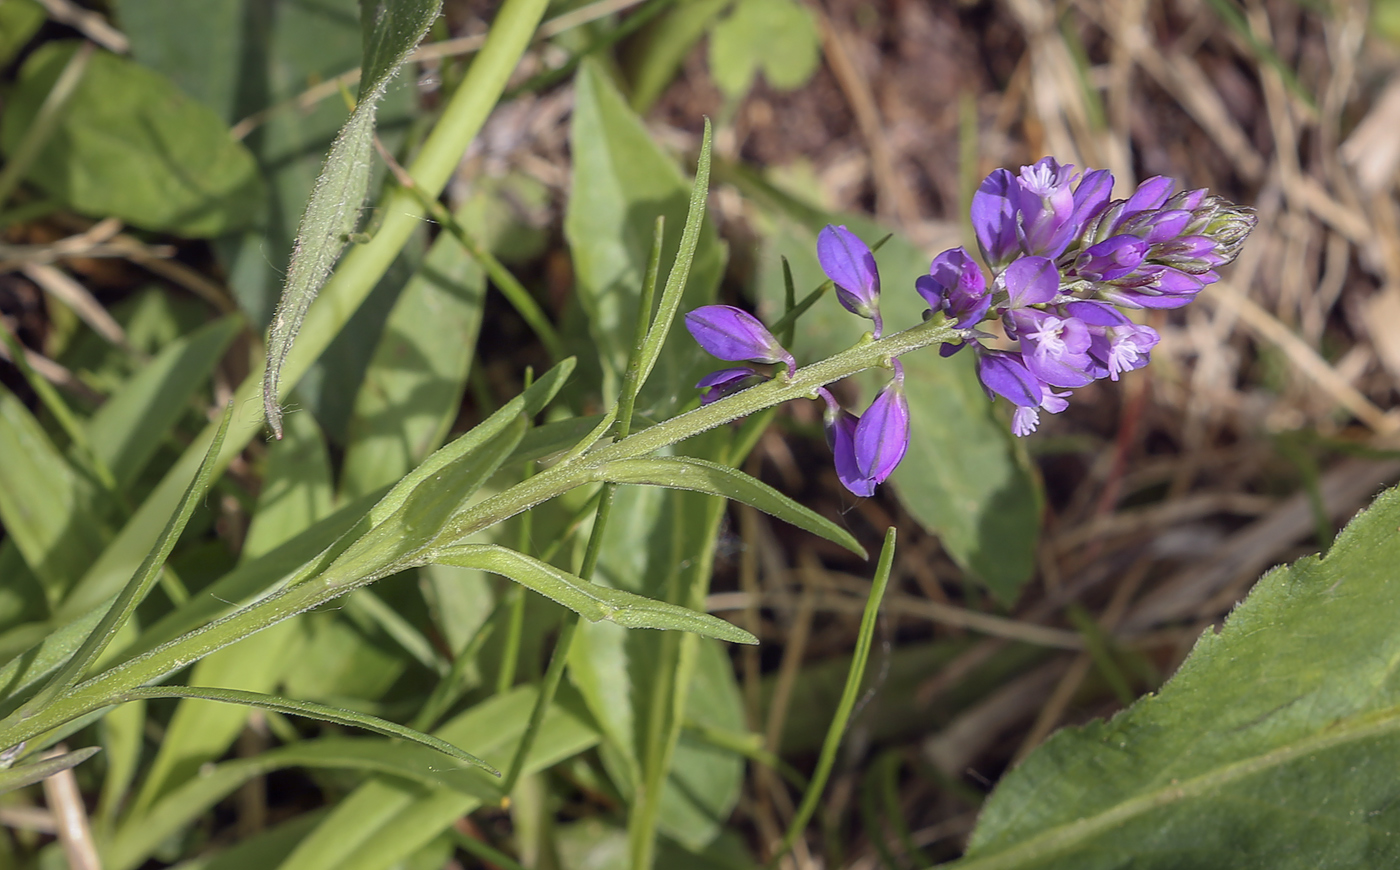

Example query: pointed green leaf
[326,414,528,583]
[951,485,1400,869]
[0,745,100,797]
[262,0,442,436]
[117,686,496,773]
[430,544,756,645]
[4,403,233,726]
[595,457,866,558]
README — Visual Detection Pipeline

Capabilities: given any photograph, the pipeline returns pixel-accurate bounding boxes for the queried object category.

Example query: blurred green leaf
[951,485,1400,869]
[262,0,441,436]
[565,59,725,416]
[430,544,756,644]
[273,684,601,870]
[0,0,43,67]
[0,384,105,599]
[707,0,820,100]
[96,696,144,826]
[658,638,747,850]
[107,738,500,870]
[339,201,487,500]
[0,745,100,797]
[0,42,265,236]
[753,216,1041,601]
[623,0,732,114]
[596,457,866,558]
[166,812,329,870]
[85,315,240,489]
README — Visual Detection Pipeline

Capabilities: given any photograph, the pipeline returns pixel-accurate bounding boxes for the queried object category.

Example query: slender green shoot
[770,527,897,867]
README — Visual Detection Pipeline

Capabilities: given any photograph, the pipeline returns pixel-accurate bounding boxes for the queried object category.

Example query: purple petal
[1167,188,1209,211]
[818,225,881,321]
[1070,169,1114,228]
[824,408,874,497]
[853,373,910,483]
[1123,176,1174,216]
[685,305,793,369]
[977,351,1043,408]
[1073,235,1149,282]
[1003,256,1060,307]
[1064,300,1131,327]
[696,367,763,404]
[972,169,1019,268]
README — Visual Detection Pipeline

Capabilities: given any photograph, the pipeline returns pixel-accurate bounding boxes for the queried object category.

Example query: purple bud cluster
[683,157,1254,497]
[926,157,1256,436]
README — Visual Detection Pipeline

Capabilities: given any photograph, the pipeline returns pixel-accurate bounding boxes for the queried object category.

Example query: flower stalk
[0,315,961,754]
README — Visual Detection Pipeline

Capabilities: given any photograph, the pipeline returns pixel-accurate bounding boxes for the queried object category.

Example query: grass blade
[116,687,497,774]
[771,527,896,866]
[0,745,100,797]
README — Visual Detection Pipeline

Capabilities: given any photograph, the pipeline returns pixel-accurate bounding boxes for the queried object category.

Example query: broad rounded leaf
[952,485,1400,869]
[0,42,264,237]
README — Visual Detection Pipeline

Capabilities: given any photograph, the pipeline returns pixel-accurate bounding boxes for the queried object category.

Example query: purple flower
[1006,308,1095,388]
[854,362,910,485]
[1011,157,1080,259]
[695,367,765,404]
[1002,256,1060,308]
[916,247,990,327]
[975,350,1069,437]
[817,225,883,336]
[818,365,910,497]
[972,169,1020,269]
[1066,301,1160,381]
[685,305,796,373]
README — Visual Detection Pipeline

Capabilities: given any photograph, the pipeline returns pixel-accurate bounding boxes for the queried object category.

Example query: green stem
[0,320,955,752]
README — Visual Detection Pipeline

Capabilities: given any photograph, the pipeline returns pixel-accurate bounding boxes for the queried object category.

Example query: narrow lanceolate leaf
[262,0,442,437]
[0,746,100,797]
[949,484,1400,870]
[116,687,496,774]
[594,457,867,558]
[4,404,233,727]
[631,118,712,397]
[430,544,757,645]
